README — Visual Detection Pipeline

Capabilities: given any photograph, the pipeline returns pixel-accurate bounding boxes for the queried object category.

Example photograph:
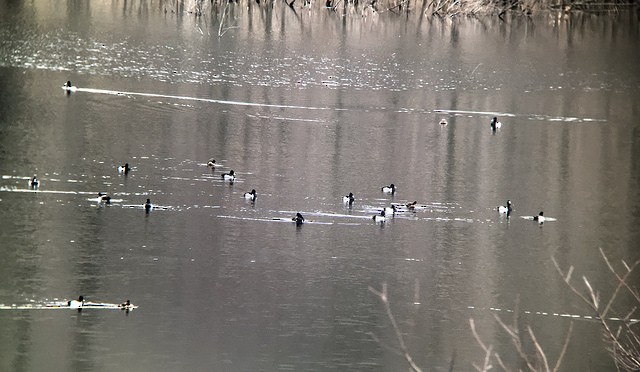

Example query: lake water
[1,1,639,371]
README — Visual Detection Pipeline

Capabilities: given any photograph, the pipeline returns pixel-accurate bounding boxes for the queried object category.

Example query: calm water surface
[1,2,639,371]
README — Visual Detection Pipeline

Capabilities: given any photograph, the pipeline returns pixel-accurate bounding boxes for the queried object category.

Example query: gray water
[1,1,639,371]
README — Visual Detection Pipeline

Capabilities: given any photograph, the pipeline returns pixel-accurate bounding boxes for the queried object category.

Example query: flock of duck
[210,158,547,224]
[25,113,548,225]
[41,152,545,224]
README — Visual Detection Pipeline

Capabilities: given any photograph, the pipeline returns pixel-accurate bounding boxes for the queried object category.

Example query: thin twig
[527,325,550,372]
[493,313,538,371]
[369,284,423,372]
[469,319,493,372]
[553,322,573,372]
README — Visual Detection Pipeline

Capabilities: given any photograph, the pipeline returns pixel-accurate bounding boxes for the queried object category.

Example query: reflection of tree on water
[164,0,627,21]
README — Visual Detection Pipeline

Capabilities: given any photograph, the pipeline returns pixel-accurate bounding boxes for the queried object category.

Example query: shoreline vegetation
[169,0,638,19]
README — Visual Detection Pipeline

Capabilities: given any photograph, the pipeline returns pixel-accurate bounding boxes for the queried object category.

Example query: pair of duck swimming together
[207,159,256,200]
[498,200,546,222]
[207,159,238,182]
[438,117,503,131]
[68,296,134,310]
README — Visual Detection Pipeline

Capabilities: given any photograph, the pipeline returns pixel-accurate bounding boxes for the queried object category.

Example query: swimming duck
[117,163,131,174]
[119,300,132,310]
[244,189,257,201]
[343,192,355,205]
[144,198,153,213]
[383,205,397,215]
[490,117,502,131]
[439,118,448,126]
[28,175,39,189]
[381,184,396,194]
[498,200,512,216]
[68,296,84,309]
[293,212,305,225]
[95,192,111,204]
[406,201,418,210]
[222,170,236,181]
[373,210,386,222]
[533,211,545,223]
[207,159,217,167]
[62,80,76,93]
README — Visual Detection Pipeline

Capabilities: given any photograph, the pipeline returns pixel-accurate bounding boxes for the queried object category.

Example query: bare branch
[582,276,600,309]
[370,284,422,372]
[469,318,493,372]
[552,257,593,305]
[493,313,537,371]
[552,322,573,372]
[527,325,550,371]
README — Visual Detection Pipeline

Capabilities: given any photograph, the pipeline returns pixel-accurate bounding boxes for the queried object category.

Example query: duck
[373,210,386,223]
[498,200,512,216]
[381,184,396,194]
[222,170,236,181]
[533,211,545,223]
[293,212,305,225]
[343,192,355,205]
[62,80,76,92]
[95,192,111,204]
[244,189,257,201]
[383,205,397,215]
[406,201,418,210]
[68,296,84,309]
[207,159,217,167]
[439,118,448,126]
[144,198,153,213]
[28,175,39,189]
[119,299,132,310]
[490,117,502,131]
[117,163,131,174]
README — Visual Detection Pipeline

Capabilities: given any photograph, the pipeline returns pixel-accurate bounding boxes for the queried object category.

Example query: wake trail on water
[434,108,606,123]
[64,86,607,124]
[0,301,137,311]
[74,87,344,112]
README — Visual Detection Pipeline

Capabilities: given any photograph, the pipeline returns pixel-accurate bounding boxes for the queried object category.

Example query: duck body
[95,192,111,204]
[439,118,448,126]
[62,80,76,92]
[28,176,39,189]
[293,212,305,225]
[222,170,236,181]
[373,210,386,223]
[207,159,217,167]
[244,189,257,201]
[117,163,131,174]
[381,184,396,194]
[144,198,153,213]
[383,205,397,215]
[533,211,545,223]
[68,296,84,309]
[119,300,133,310]
[498,200,512,216]
[490,117,502,131]
[343,192,355,205]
